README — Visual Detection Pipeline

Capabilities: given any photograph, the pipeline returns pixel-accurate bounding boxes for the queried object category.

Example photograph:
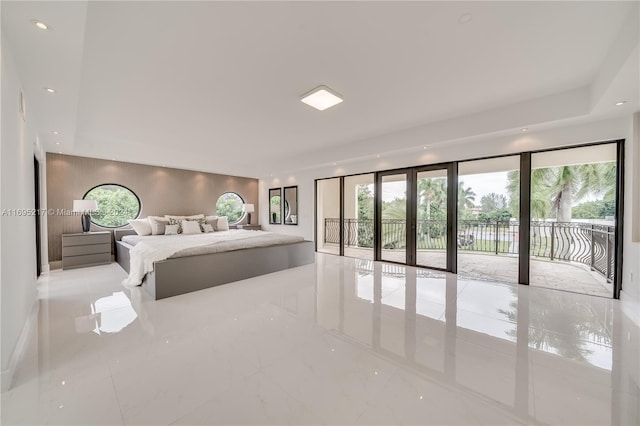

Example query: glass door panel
[530,144,616,297]
[416,169,448,269]
[457,156,520,284]
[344,174,375,260]
[316,178,341,255]
[381,173,408,263]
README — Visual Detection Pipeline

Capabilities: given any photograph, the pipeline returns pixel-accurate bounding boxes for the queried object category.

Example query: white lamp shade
[73,199,99,212]
[244,204,255,213]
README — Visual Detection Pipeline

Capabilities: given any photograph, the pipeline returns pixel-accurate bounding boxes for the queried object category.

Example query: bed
[115,229,315,300]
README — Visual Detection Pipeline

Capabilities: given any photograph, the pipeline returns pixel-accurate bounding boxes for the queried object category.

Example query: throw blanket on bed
[122,230,272,287]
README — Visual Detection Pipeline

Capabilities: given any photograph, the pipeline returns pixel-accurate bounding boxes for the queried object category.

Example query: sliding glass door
[529,144,617,297]
[316,140,623,298]
[378,172,409,264]
[416,168,449,270]
[457,156,520,284]
[343,174,375,260]
[316,178,341,255]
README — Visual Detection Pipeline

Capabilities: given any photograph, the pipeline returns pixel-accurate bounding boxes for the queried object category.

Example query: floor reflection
[75,291,137,335]
[316,256,622,423]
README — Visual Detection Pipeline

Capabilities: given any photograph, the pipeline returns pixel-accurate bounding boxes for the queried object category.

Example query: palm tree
[506,163,615,221]
[458,181,476,212]
[536,163,615,222]
[417,178,446,220]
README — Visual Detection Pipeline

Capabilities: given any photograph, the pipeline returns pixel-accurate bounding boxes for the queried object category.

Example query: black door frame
[34,156,42,277]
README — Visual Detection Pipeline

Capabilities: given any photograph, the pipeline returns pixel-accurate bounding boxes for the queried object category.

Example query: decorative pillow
[202,223,214,233]
[205,215,219,231]
[164,224,179,235]
[128,218,152,236]
[181,219,202,234]
[148,216,169,235]
[217,216,229,231]
[165,214,205,221]
[167,217,184,233]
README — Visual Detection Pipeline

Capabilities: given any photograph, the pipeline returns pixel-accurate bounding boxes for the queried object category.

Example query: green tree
[216,193,244,223]
[85,185,140,227]
[357,185,374,221]
[480,193,507,212]
[356,185,375,247]
[269,195,281,223]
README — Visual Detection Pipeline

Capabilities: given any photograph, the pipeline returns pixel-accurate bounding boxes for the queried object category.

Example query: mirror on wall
[284,186,298,225]
[269,188,282,224]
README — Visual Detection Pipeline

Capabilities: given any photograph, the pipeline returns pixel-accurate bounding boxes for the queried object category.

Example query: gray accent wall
[46,153,258,262]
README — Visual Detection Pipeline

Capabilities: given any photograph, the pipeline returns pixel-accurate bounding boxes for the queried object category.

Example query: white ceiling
[2,1,638,178]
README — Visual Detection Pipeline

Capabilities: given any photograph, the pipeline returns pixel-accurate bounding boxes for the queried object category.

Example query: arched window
[216,192,245,224]
[83,184,141,228]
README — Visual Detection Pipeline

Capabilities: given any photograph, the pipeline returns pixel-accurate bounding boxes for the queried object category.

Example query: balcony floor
[317,245,612,298]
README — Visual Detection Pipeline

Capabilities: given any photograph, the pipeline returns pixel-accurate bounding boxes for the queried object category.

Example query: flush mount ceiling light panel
[300,85,343,111]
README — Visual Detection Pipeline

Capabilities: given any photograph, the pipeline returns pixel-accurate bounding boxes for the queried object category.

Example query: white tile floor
[2,254,638,425]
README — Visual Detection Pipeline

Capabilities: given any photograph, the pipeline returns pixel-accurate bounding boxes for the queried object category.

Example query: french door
[375,164,455,270]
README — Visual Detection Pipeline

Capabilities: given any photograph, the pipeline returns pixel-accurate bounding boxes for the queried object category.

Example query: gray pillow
[148,216,169,235]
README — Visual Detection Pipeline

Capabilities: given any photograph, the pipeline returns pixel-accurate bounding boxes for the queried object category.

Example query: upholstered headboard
[114,229,137,241]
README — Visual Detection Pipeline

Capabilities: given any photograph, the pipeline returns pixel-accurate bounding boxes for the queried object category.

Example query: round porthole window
[83,184,141,228]
[216,192,245,224]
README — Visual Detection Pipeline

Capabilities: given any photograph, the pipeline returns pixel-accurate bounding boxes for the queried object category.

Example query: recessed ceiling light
[58,151,62,154]
[423,146,429,150]
[459,13,473,24]
[55,142,60,145]
[52,131,59,135]
[31,20,51,31]
[332,162,337,166]
[615,101,627,106]
[300,85,343,111]
[44,87,56,93]
[376,154,381,158]
[521,128,528,132]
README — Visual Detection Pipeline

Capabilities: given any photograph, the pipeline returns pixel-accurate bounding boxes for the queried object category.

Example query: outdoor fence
[324,218,615,282]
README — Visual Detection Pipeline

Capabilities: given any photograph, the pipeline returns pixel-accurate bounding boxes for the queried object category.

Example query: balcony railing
[324,218,615,282]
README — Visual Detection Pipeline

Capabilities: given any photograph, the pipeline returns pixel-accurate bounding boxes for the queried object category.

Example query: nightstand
[62,231,111,270]
[233,225,262,230]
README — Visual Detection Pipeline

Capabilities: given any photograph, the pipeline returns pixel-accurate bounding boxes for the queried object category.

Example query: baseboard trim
[49,261,61,270]
[0,300,39,392]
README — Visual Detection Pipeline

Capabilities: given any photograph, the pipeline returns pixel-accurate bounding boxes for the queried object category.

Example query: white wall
[259,115,639,311]
[1,35,40,391]
[621,112,640,319]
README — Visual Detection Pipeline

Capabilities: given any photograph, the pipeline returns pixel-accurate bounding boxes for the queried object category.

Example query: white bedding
[121,230,271,287]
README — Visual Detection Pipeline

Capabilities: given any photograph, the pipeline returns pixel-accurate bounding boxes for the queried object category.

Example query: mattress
[122,230,304,258]
[121,229,306,286]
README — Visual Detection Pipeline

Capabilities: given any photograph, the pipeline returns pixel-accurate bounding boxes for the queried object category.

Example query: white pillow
[217,216,229,231]
[128,218,152,236]
[202,223,214,233]
[181,219,202,235]
[164,224,179,235]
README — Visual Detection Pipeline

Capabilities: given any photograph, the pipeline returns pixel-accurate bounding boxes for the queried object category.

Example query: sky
[380,172,511,205]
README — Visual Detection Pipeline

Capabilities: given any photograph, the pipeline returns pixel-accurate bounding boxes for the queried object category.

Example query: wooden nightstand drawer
[63,253,111,270]
[63,243,111,257]
[62,231,112,270]
[62,233,110,247]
